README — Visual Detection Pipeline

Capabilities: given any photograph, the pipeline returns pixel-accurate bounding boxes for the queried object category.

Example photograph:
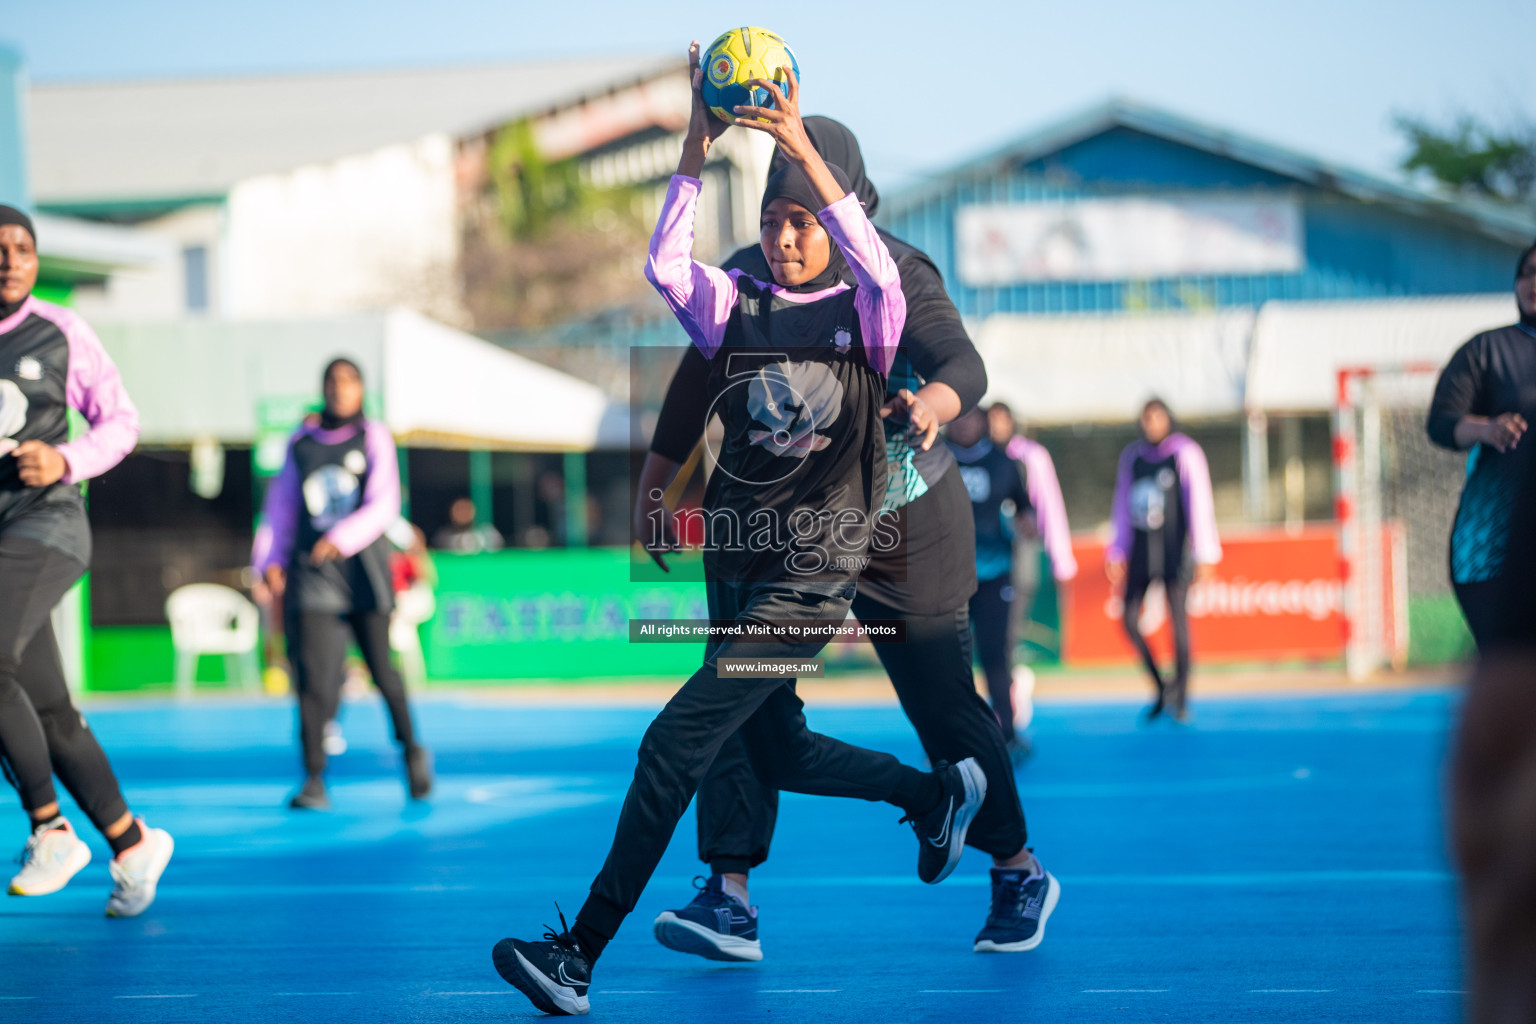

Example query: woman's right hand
[264,565,286,599]
[1482,412,1528,452]
[679,41,730,177]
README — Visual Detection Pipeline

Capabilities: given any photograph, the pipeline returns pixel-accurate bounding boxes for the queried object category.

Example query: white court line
[115,994,200,999]
[1083,989,1169,993]
[431,991,515,996]
[274,992,358,996]
[602,990,670,994]
[921,989,1005,993]
[1418,990,1465,994]
[759,989,841,993]
[0,997,38,1001]
[1249,989,1333,993]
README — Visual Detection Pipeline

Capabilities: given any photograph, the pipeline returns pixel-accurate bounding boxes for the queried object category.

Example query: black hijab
[1517,239,1536,329]
[320,357,366,430]
[759,160,854,293]
[0,205,37,321]
[767,117,878,216]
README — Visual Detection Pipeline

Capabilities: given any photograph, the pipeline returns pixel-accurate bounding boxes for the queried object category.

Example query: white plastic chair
[164,584,261,699]
[390,586,436,688]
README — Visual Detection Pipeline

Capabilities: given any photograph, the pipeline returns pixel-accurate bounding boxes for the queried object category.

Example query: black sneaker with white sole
[974,865,1060,952]
[902,758,986,884]
[492,909,591,1016]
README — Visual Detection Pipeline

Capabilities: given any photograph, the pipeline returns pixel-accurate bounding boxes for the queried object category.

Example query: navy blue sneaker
[974,865,1060,952]
[903,758,987,884]
[492,906,591,1015]
[653,875,761,962]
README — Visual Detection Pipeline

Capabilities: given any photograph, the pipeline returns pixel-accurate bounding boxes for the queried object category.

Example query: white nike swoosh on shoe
[556,962,586,989]
[927,798,955,847]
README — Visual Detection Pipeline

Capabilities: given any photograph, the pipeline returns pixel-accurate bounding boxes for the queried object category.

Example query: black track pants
[575,581,935,957]
[0,534,130,832]
[286,610,419,777]
[968,576,1017,740]
[695,590,1028,876]
[1122,571,1192,703]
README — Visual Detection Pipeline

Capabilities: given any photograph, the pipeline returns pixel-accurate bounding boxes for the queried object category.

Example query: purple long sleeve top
[1005,435,1079,581]
[643,174,905,374]
[252,419,400,574]
[1106,433,1222,566]
[10,297,141,483]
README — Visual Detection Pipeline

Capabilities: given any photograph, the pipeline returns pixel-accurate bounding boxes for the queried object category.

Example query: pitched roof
[29,55,680,208]
[886,97,1536,246]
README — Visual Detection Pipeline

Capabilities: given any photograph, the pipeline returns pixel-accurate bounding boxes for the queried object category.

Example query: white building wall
[224,134,463,324]
[70,203,221,322]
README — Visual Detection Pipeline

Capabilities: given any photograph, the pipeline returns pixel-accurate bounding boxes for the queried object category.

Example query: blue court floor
[0,687,1460,1023]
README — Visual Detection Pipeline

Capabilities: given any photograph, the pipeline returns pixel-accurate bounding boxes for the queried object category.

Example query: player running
[490,46,987,1016]
[1426,239,1536,649]
[640,120,1057,960]
[0,205,174,916]
[1107,399,1221,721]
[254,358,431,810]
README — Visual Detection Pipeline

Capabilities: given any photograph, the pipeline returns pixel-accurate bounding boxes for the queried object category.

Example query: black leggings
[1122,572,1191,704]
[576,581,935,961]
[696,589,1029,875]
[0,535,130,832]
[1454,579,1502,652]
[969,576,1018,740]
[286,610,419,777]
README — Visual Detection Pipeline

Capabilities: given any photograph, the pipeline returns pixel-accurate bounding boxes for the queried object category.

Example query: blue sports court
[0,686,1459,1022]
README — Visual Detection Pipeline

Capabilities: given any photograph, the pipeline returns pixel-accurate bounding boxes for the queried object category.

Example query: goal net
[1333,365,1474,678]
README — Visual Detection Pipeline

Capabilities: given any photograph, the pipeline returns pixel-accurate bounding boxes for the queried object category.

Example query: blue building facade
[878,100,1533,320]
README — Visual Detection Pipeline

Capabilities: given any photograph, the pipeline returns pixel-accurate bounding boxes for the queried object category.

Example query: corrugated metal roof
[885,97,1536,247]
[29,56,680,206]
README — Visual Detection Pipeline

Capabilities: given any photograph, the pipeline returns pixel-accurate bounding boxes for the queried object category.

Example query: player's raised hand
[732,65,812,161]
[734,65,846,209]
[686,41,731,145]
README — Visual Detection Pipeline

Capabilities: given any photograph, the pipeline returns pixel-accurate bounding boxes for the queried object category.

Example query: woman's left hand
[311,538,343,565]
[881,388,940,451]
[732,66,815,163]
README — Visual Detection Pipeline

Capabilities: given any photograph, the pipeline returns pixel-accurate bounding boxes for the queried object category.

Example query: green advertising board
[421,548,709,680]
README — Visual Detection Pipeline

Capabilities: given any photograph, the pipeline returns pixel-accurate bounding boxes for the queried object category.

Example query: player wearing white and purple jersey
[1107,399,1222,721]
[0,205,174,917]
[254,358,431,810]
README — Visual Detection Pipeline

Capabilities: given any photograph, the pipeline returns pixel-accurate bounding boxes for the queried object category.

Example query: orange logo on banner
[1063,526,1349,664]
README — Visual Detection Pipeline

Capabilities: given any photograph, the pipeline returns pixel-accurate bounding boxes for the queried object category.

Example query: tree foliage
[1396,112,1536,206]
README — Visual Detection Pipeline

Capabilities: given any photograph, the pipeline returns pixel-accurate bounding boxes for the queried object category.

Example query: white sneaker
[8,818,91,896]
[105,821,174,918]
[323,720,347,756]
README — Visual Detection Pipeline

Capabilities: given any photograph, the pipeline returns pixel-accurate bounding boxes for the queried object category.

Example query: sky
[4,0,1528,194]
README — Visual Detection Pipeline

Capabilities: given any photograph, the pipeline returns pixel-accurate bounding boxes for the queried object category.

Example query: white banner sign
[956,196,1303,285]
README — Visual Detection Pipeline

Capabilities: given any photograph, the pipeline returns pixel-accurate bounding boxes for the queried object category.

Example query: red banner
[1063,526,1350,664]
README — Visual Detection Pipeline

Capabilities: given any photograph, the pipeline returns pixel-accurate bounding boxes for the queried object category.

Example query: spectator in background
[1106,398,1221,723]
[1425,238,1536,649]
[431,496,504,553]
